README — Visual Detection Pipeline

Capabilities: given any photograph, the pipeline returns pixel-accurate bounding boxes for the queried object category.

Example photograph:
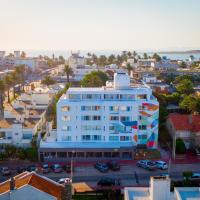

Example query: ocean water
[25,50,200,61]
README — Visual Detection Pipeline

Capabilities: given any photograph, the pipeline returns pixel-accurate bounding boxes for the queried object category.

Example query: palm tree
[0,80,5,118]
[133,51,137,63]
[10,71,18,99]
[4,74,12,103]
[126,63,133,76]
[15,65,26,91]
[64,65,73,83]
[41,75,56,86]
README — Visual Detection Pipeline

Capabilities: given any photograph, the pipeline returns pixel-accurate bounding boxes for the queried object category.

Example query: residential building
[142,74,159,84]
[166,113,200,149]
[0,91,50,147]
[0,171,64,200]
[124,176,200,200]
[68,52,85,69]
[40,72,159,161]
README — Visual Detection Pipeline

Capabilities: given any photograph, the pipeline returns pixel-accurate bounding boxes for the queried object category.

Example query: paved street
[1,162,199,187]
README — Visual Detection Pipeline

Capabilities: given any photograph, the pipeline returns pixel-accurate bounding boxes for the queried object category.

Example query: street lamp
[70,150,75,182]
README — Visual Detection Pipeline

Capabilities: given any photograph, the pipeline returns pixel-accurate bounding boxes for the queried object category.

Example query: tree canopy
[176,79,194,95]
[41,75,56,86]
[81,71,108,87]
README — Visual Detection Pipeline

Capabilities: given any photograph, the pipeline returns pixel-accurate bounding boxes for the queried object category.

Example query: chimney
[10,177,15,191]
[61,180,72,200]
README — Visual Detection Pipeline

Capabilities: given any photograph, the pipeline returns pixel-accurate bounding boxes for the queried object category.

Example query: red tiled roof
[0,172,64,200]
[168,113,200,132]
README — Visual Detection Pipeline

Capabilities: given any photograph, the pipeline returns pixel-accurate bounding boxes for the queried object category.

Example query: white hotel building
[40,73,159,161]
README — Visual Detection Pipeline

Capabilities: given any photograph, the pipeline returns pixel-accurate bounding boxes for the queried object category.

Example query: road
[1,163,200,187]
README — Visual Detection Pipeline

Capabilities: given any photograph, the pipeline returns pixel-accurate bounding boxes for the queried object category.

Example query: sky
[0,0,200,51]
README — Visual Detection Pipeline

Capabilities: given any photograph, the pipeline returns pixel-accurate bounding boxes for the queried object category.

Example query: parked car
[27,165,37,172]
[62,164,74,173]
[107,161,120,171]
[94,162,109,173]
[137,160,156,170]
[155,161,168,170]
[51,164,63,173]
[16,166,26,174]
[42,164,50,174]
[160,173,169,177]
[1,167,11,176]
[97,177,120,187]
[57,178,72,184]
[188,173,200,182]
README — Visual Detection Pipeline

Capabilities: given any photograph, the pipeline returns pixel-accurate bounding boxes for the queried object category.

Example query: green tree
[152,53,161,61]
[179,61,187,68]
[15,65,26,91]
[176,79,194,95]
[0,80,5,118]
[179,95,199,113]
[98,55,107,66]
[176,138,186,154]
[21,51,26,58]
[108,54,115,64]
[81,71,108,87]
[126,63,133,76]
[25,147,38,161]
[64,65,73,83]
[41,75,56,86]
[132,51,137,63]
[4,74,13,103]
[58,55,65,64]
[143,53,148,59]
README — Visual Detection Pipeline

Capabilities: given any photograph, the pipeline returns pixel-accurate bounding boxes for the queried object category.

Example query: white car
[57,178,72,184]
[155,161,168,170]
[189,173,200,181]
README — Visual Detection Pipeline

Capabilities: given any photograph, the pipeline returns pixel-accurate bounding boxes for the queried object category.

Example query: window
[81,106,101,111]
[81,125,101,131]
[120,116,130,121]
[61,106,70,112]
[109,126,115,130]
[62,136,71,141]
[62,126,71,131]
[109,106,119,112]
[93,116,101,120]
[81,116,90,120]
[120,106,131,111]
[68,94,81,99]
[138,94,147,99]
[138,134,147,140]
[109,116,119,121]
[82,135,91,141]
[139,125,147,130]
[93,135,101,141]
[120,94,135,100]
[22,134,32,139]
[109,136,119,141]
[62,116,71,121]
[120,136,130,141]
[0,132,6,139]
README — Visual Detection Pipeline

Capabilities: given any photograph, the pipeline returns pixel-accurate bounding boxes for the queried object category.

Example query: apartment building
[40,73,159,161]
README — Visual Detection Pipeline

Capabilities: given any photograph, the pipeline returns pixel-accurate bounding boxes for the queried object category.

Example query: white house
[124,176,200,200]
[68,52,85,69]
[40,73,159,161]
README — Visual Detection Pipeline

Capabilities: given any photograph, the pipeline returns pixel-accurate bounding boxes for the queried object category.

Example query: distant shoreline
[156,50,200,54]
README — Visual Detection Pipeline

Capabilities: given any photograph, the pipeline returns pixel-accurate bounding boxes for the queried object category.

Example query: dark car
[16,166,26,174]
[94,162,109,173]
[107,161,120,171]
[62,164,74,173]
[1,167,11,176]
[42,164,50,174]
[27,165,37,172]
[97,177,120,187]
[51,164,63,173]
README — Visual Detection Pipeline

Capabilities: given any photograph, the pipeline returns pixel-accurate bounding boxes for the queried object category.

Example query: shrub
[176,138,186,154]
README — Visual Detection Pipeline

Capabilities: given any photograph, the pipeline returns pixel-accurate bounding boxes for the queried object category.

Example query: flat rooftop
[175,187,200,200]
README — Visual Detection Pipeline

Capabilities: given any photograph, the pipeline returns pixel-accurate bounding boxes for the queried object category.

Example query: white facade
[68,52,85,69]
[124,176,200,200]
[56,73,159,148]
